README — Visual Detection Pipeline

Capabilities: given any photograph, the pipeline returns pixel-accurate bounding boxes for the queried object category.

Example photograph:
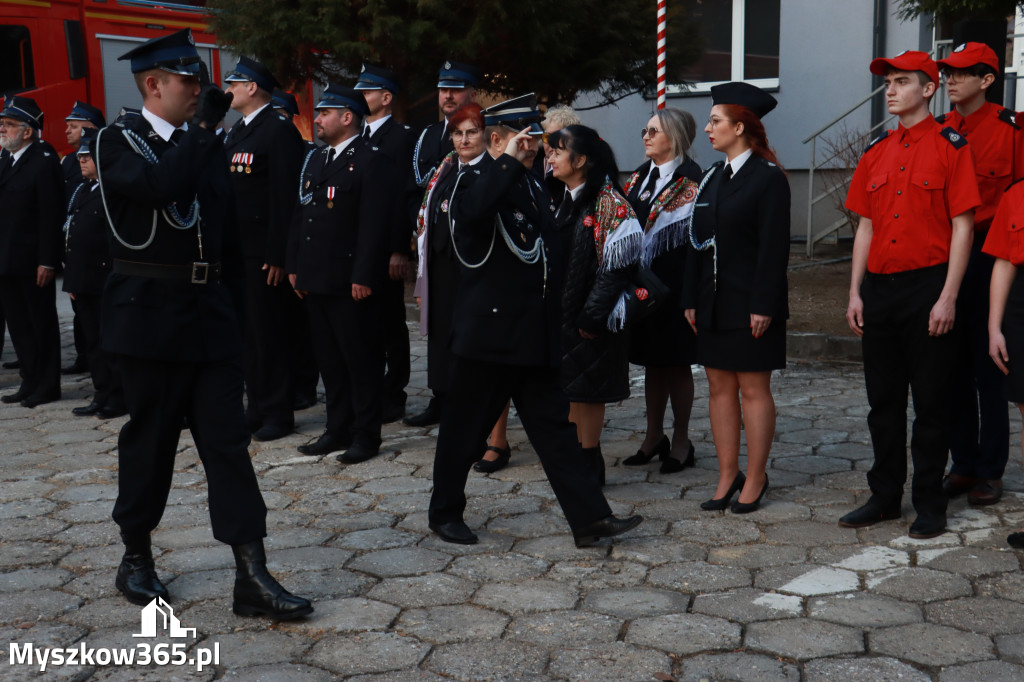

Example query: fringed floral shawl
[623,169,699,267]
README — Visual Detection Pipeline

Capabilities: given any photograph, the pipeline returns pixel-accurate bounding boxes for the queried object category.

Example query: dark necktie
[362,125,372,140]
[170,129,186,145]
[637,165,660,220]
[721,163,733,183]
[555,189,574,224]
[0,153,10,179]
[324,148,336,169]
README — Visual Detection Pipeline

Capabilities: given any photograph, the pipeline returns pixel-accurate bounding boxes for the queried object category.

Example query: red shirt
[982,180,1024,265]
[846,116,980,274]
[936,102,1024,231]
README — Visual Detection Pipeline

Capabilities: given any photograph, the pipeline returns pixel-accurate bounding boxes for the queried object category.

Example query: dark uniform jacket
[368,116,420,254]
[0,141,63,277]
[95,115,244,363]
[683,156,790,330]
[223,105,305,266]
[448,152,566,368]
[62,153,84,203]
[287,138,396,295]
[62,181,110,296]
[413,120,453,187]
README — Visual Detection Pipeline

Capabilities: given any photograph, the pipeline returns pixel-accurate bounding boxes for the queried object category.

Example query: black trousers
[0,276,60,399]
[74,293,123,408]
[112,355,267,544]
[284,291,319,404]
[70,297,87,366]
[948,233,1009,479]
[861,264,953,518]
[305,292,383,446]
[380,275,410,407]
[243,262,296,429]
[427,252,458,395]
[429,356,612,530]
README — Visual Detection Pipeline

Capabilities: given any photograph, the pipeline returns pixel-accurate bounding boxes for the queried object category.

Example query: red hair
[448,103,484,130]
[719,104,781,167]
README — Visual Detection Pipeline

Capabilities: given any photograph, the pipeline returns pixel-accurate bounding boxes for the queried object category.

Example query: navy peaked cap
[65,101,105,128]
[77,127,98,155]
[1,95,44,130]
[224,55,280,92]
[354,63,400,94]
[271,89,299,117]
[482,93,543,135]
[315,84,369,117]
[118,29,201,76]
[710,82,777,119]
[438,60,480,88]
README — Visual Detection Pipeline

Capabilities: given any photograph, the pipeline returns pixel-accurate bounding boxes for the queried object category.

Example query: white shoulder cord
[447,171,496,269]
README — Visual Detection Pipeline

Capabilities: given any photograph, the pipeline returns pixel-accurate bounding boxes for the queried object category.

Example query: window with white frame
[669,0,780,94]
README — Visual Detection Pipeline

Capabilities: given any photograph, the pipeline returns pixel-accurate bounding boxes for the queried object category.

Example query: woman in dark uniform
[548,125,642,485]
[683,83,789,513]
[622,107,702,474]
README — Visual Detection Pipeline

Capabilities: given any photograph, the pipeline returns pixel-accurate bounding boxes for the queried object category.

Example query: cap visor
[437,80,468,88]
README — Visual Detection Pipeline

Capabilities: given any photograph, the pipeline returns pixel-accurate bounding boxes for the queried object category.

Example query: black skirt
[1003,271,1024,403]
[629,248,696,367]
[696,318,786,372]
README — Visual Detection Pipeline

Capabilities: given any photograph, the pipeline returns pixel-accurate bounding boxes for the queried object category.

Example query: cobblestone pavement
[3,295,1024,680]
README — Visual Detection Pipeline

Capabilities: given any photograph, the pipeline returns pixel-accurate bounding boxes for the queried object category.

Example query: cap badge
[949,132,961,142]
[360,64,366,73]
[895,49,908,57]
[444,61,452,69]
[187,32,195,46]
[954,43,966,52]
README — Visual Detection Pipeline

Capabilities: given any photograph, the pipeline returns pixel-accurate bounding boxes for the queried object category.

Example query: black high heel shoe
[700,472,746,511]
[731,475,769,514]
[660,442,696,473]
[473,445,511,473]
[622,435,669,466]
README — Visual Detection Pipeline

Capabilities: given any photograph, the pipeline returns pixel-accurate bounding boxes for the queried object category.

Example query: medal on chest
[231,153,253,174]
[326,186,335,209]
[639,189,651,202]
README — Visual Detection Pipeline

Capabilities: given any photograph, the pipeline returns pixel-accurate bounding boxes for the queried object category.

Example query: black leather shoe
[115,534,169,606]
[622,435,669,466]
[660,442,696,474]
[231,540,313,620]
[943,473,980,498]
[1,389,29,404]
[908,515,947,539]
[573,514,643,547]
[968,480,1003,506]
[21,389,60,408]
[73,400,103,416]
[252,423,293,442]
[403,398,441,427]
[1007,531,1024,548]
[297,431,351,456]
[336,441,379,464]
[61,359,89,375]
[837,503,901,528]
[2,360,22,370]
[429,520,479,545]
[98,404,129,419]
[381,399,406,424]
[700,472,746,511]
[731,475,769,514]
[474,445,511,473]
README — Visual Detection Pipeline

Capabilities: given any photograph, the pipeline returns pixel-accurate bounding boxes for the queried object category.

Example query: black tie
[555,189,574,224]
[325,148,336,169]
[721,164,733,183]
[0,153,10,179]
[170,129,186,145]
[637,166,660,219]
[362,125,372,140]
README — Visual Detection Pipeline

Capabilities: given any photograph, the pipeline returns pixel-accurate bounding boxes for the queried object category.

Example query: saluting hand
[504,127,534,163]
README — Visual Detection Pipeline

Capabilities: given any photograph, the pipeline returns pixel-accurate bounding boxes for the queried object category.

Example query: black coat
[683,156,790,330]
[95,115,245,362]
[287,138,396,294]
[0,141,63,276]
[62,181,111,296]
[448,153,567,368]
[223,105,305,266]
[62,153,83,203]
[368,116,420,254]
[413,120,453,187]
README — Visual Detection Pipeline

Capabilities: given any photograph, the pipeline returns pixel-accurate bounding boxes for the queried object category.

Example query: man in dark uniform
[287,85,396,462]
[843,51,980,539]
[64,128,125,418]
[61,101,107,376]
[96,29,310,619]
[934,42,1024,507]
[428,95,642,547]
[0,96,63,408]
[354,63,419,423]
[406,60,480,427]
[223,56,306,442]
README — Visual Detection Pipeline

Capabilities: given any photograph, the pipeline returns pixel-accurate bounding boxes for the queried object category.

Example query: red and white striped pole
[656,0,667,109]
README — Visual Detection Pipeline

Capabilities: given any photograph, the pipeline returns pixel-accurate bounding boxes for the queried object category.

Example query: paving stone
[763,520,859,545]
[396,604,509,644]
[307,632,430,676]
[627,612,740,655]
[348,672,448,682]
[809,592,922,627]
[264,528,334,550]
[676,652,801,682]
[708,543,806,568]
[0,516,66,541]
[0,541,71,567]
[772,454,851,475]
[507,610,621,647]
[545,560,649,588]
[803,657,929,682]
[670,517,761,545]
[271,569,374,601]
[418,530,516,555]
[487,512,570,539]
[692,587,802,621]
[447,553,549,582]
[0,566,73,592]
[58,597,142,630]
[938,660,1024,682]
[631,498,705,521]
[995,633,1024,664]
[264,547,355,573]
[584,586,689,618]
[291,492,376,515]
[867,567,974,603]
[810,544,910,571]
[203,630,313,668]
[347,547,450,577]
[918,547,1020,578]
[356,476,433,495]
[310,511,398,533]
[602,482,680,502]
[424,641,549,680]
[221,664,337,682]
[775,565,860,596]
[870,623,994,666]
[511,534,607,561]
[472,579,578,615]
[0,589,83,625]
[746,617,863,660]
[547,643,672,682]
[374,493,432,515]
[647,560,751,593]
[158,546,236,573]
[333,528,422,550]
[282,597,399,634]
[367,573,477,608]
[925,597,1024,635]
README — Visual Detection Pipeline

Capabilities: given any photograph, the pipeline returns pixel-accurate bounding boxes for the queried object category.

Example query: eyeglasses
[707,116,732,127]
[0,119,26,129]
[941,70,979,83]
[451,128,481,140]
[640,127,661,139]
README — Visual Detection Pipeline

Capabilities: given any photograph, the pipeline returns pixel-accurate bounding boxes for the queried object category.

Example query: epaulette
[402,124,411,130]
[277,114,288,122]
[940,126,968,149]
[1004,175,1024,193]
[758,156,777,168]
[998,107,1020,130]
[863,131,890,155]
[935,112,949,124]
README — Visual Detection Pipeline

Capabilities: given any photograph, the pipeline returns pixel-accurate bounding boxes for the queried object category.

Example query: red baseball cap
[937,42,1000,72]
[869,50,940,84]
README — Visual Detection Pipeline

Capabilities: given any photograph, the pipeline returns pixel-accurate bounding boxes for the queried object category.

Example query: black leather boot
[231,540,313,620]
[115,532,168,606]
[582,445,605,486]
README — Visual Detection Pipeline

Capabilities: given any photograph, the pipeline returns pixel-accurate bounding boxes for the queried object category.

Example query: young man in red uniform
[935,42,1024,507]
[843,51,980,539]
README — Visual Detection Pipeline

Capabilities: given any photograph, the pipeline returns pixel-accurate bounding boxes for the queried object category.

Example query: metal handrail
[802,84,886,144]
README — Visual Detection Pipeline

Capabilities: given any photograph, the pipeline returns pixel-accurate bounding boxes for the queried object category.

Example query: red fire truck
[0,0,315,155]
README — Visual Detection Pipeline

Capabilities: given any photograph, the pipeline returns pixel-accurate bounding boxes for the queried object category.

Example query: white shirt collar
[568,182,586,201]
[142,107,187,142]
[726,148,753,176]
[366,114,391,138]
[330,133,359,158]
[11,141,32,164]
[462,150,487,168]
[243,103,270,126]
